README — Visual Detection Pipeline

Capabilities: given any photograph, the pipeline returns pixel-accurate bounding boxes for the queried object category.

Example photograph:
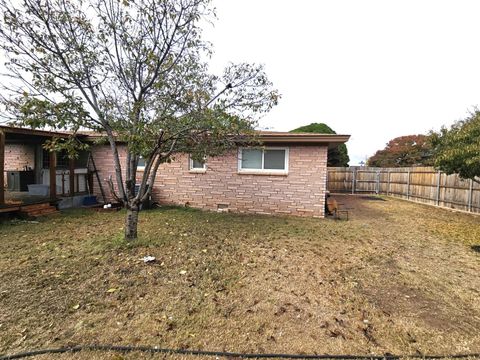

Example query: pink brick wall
[91,145,328,217]
[4,144,35,171]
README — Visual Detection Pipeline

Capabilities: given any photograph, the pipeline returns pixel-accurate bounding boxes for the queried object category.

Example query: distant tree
[290,123,349,166]
[367,135,433,167]
[430,110,480,183]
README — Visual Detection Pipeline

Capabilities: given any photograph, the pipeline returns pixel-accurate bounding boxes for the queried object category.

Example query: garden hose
[0,345,479,360]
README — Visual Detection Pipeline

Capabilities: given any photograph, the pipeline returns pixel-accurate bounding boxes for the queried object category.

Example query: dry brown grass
[0,195,479,360]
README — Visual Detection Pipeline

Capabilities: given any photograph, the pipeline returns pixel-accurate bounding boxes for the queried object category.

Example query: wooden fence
[327,166,480,214]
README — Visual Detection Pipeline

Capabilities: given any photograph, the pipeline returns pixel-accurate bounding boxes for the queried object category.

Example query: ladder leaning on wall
[86,153,107,204]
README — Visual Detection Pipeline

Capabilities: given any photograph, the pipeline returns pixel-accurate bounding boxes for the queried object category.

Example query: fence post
[326,169,329,191]
[351,169,356,194]
[436,171,441,206]
[376,171,380,194]
[387,171,391,196]
[468,179,473,212]
[406,170,411,199]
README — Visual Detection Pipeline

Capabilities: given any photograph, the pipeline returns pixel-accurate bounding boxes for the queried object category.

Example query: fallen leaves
[1,198,480,357]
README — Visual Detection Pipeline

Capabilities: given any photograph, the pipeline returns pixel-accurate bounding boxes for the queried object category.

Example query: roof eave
[0,125,73,138]
[258,134,350,145]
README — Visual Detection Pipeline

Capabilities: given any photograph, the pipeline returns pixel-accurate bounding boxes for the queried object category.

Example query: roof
[81,130,350,147]
[256,131,350,147]
[0,125,72,138]
[0,125,350,147]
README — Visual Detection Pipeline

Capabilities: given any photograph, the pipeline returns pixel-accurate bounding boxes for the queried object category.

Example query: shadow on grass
[471,245,480,253]
[147,204,203,213]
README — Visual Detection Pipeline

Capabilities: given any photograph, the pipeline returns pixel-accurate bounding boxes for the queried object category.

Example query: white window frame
[189,155,207,173]
[237,147,289,175]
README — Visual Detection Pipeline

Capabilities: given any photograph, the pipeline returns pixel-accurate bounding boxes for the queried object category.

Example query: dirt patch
[359,196,387,201]
[359,260,480,333]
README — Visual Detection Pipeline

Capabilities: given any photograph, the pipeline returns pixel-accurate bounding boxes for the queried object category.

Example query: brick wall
[91,145,328,217]
[5,144,35,171]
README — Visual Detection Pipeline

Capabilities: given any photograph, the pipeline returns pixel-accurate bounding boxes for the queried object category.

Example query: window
[42,149,90,169]
[76,151,89,168]
[42,149,51,169]
[137,156,146,169]
[189,156,206,172]
[238,147,288,174]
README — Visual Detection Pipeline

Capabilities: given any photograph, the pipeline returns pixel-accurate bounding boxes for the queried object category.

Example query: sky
[202,0,480,164]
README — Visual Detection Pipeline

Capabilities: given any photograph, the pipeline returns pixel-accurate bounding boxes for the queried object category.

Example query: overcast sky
[203,0,480,164]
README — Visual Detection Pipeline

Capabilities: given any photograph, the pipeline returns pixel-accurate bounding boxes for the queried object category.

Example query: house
[0,126,349,218]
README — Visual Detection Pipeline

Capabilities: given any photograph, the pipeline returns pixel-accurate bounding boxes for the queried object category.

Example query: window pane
[76,151,89,168]
[191,159,204,169]
[138,157,146,167]
[56,150,68,169]
[264,149,286,170]
[241,149,262,169]
[42,149,50,169]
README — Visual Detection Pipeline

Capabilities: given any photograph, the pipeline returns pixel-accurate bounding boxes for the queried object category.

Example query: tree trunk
[125,205,139,240]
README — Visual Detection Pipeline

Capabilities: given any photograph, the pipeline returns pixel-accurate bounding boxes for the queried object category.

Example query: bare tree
[0,0,279,239]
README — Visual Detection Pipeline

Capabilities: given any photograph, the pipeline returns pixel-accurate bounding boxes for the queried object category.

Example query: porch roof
[0,125,72,137]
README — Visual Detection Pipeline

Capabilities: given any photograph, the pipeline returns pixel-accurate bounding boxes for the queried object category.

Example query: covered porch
[0,126,93,215]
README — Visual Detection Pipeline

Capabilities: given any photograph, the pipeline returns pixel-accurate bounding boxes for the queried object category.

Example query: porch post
[69,157,75,197]
[49,151,57,200]
[0,131,5,205]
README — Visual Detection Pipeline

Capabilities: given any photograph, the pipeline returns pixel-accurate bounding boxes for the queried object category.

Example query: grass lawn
[0,195,479,359]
